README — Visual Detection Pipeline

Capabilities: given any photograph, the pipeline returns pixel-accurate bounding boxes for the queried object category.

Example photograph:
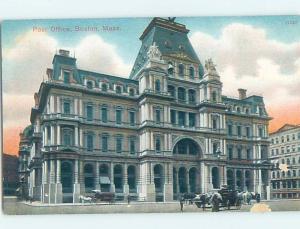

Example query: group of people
[179,190,261,212]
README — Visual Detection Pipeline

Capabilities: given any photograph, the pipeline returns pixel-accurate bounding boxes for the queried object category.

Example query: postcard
[2,16,300,215]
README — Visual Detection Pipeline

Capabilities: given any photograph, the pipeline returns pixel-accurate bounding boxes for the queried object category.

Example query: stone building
[23,17,272,203]
[269,124,300,199]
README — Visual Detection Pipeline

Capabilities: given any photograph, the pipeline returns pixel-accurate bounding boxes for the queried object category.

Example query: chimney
[238,88,247,100]
[58,49,70,57]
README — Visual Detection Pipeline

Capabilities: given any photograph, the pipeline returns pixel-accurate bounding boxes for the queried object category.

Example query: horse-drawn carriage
[80,190,115,204]
[194,187,242,211]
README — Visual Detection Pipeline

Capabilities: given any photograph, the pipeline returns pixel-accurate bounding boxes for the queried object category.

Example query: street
[2,197,300,215]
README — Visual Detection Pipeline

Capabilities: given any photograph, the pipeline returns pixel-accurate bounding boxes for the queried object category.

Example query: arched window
[236,107,241,113]
[178,167,187,193]
[168,85,175,97]
[116,85,122,94]
[178,87,186,102]
[282,171,285,177]
[189,66,194,79]
[272,171,275,178]
[61,161,73,193]
[114,165,123,193]
[178,64,184,77]
[292,157,296,164]
[99,164,110,192]
[84,164,94,192]
[129,88,135,96]
[63,72,70,84]
[155,79,161,92]
[155,137,161,153]
[101,83,108,92]
[128,166,136,192]
[154,164,164,193]
[287,170,291,177]
[212,167,220,189]
[188,89,196,104]
[87,81,93,89]
[287,158,290,165]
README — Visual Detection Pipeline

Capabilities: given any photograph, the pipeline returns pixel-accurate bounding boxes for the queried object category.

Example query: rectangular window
[178,111,185,126]
[155,137,161,153]
[237,148,242,160]
[63,71,70,84]
[130,138,135,154]
[116,109,122,124]
[129,111,135,126]
[116,137,122,153]
[212,119,217,129]
[237,126,242,137]
[246,149,251,160]
[102,135,108,152]
[258,128,263,137]
[228,124,232,136]
[87,134,93,151]
[86,104,93,121]
[228,147,233,160]
[63,101,71,114]
[246,127,250,138]
[189,113,195,127]
[155,109,161,123]
[101,107,108,123]
[170,110,176,125]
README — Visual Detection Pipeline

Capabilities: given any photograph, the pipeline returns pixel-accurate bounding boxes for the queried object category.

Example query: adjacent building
[2,153,18,195]
[21,17,272,204]
[269,124,300,199]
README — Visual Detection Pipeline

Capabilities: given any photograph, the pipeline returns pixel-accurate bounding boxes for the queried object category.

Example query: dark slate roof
[130,17,203,78]
[23,125,33,138]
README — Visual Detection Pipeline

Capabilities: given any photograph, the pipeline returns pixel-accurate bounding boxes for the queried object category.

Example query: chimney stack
[238,88,247,100]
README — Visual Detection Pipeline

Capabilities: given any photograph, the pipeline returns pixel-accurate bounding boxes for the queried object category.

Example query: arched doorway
[127,165,136,193]
[99,164,110,192]
[154,164,164,202]
[84,164,94,193]
[173,138,201,156]
[189,167,197,193]
[114,165,123,193]
[245,170,252,191]
[227,169,234,190]
[212,167,220,189]
[178,167,187,193]
[61,161,73,203]
[236,170,242,191]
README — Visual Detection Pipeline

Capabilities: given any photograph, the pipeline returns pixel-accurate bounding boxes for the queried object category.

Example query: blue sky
[2,15,300,65]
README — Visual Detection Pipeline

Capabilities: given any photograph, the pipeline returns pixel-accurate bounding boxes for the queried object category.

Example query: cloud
[191,23,300,77]
[3,31,132,154]
[75,35,131,77]
[3,31,57,95]
[190,23,300,120]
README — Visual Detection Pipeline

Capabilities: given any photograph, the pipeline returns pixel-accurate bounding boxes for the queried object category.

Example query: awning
[100,176,111,184]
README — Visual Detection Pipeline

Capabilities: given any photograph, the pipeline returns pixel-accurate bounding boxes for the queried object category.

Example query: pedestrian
[255,193,261,203]
[127,194,131,205]
[180,196,184,212]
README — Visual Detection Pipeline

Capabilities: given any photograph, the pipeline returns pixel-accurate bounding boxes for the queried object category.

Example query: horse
[242,191,252,205]
[79,195,93,204]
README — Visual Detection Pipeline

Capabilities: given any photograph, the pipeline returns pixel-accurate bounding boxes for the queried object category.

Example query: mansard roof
[130,17,202,78]
[270,124,300,135]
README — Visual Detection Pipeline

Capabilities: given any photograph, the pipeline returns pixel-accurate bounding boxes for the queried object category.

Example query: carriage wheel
[236,200,242,210]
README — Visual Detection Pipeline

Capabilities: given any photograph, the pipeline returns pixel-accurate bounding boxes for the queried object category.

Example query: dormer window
[116,85,122,94]
[236,107,241,113]
[168,62,174,75]
[129,88,135,96]
[87,81,93,89]
[101,83,108,92]
[63,71,70,84]
[189,66,194,79]
[178,64,184,77]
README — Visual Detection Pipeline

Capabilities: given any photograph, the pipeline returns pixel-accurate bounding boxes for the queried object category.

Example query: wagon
[91,190,115,203]
[218,188,242,210]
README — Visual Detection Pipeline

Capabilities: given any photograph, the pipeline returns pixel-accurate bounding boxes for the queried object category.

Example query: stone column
[49,160,56,203]
[75,126,78,146]
[50,125,55,146]
[79,160,85,194]
[73,159,81,203]
[123,163,129,196]
[55,160,62,203]
[44,127,48,146]
[186,170,190,193]
[95,161,100,190]
[74,98,78,115]
[110,163,115,192]
[164,163,173,201]
[57,96,61,114]
[57,125,61,146]
[79,128,83,147]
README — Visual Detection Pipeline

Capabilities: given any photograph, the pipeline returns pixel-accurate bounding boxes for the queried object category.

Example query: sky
[2,15,300,156]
